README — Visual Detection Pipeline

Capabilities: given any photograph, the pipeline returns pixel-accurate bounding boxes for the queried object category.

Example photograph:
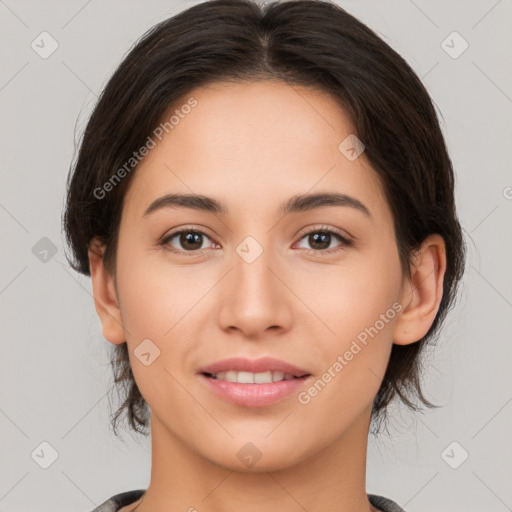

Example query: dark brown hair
[63,0,465,437]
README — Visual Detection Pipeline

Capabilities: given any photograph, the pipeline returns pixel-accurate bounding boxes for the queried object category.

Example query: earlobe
[393,234,447,346]
[88,238,126,345]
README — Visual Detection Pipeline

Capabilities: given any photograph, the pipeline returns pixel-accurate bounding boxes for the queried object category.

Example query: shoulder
[368,493,407,512]
[88,490,402,512]
[89,490,146,512]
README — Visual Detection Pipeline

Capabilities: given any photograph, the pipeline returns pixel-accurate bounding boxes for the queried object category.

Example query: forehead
[122,80,387,221]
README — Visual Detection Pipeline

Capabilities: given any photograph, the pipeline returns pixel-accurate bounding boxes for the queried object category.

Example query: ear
[88,238,126,345]
[393,234,447,346]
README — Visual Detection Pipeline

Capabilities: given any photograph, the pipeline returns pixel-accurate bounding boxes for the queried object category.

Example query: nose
[216,242,293,339]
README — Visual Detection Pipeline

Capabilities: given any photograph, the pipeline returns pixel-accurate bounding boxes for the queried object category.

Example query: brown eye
[295,228,352,254]
[307,232,333,250]
[162,230,214,253]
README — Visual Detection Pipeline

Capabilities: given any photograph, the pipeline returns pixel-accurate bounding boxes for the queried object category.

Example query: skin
[88,80,446,512]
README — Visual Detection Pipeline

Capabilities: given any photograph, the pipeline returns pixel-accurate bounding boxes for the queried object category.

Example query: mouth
[201,370,309,383]
[199,372,312,407]
[198,356,310,379]
[198,357,312,407]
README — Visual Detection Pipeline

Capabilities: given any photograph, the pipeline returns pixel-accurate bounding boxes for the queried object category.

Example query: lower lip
[199,373,312,407]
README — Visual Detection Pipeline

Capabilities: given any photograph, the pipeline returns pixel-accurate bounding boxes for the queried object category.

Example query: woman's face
[110,80,408,470]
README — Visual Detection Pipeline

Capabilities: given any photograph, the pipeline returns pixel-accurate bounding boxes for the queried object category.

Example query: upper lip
[199,357,310,378]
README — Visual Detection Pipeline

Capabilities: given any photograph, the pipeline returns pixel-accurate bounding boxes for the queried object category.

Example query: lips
[198,357,312,407]
[199,356,311,379]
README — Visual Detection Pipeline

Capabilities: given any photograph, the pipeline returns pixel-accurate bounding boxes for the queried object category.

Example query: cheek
[298,247,401,405]
[115,252,202,410]
[115,247,214,399]
[302,245,402,339]
[297,300,398,429]
[116,244,205,338]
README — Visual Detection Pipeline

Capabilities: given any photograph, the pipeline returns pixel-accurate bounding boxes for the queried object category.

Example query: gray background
[1,0,511,511]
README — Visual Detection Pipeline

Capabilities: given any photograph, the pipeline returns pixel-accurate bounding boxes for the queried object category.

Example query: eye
[161,225,352,256]
[161,227,218,254]
[294,226,352,254]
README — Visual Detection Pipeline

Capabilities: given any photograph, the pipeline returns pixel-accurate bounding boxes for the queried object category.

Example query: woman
[62,1,465,511]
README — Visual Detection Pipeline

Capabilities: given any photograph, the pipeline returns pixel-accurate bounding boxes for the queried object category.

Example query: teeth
[211,370,297,383]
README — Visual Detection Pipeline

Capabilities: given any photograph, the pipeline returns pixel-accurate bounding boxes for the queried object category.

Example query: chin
[198,435,316,474]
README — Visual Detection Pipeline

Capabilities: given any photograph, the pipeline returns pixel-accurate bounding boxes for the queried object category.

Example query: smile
[204,370,298,383]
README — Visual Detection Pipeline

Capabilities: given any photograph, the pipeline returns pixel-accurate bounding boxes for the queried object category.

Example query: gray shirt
[90,489,406,512]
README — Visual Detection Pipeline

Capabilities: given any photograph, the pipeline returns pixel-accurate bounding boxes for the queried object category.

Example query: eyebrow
[142,192,371,218]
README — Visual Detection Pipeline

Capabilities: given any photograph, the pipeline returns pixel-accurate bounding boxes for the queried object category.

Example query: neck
[131,404,377,512]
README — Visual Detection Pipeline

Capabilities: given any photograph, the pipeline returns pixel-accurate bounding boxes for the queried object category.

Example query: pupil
[181,232,202,250]
[310,232,330,250]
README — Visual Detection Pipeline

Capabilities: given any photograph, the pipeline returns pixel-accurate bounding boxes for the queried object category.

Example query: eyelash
[160,225,353,256]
